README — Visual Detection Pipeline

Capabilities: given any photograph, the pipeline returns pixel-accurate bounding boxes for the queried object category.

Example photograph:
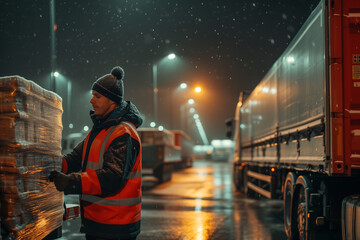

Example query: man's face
[90,90,116,119]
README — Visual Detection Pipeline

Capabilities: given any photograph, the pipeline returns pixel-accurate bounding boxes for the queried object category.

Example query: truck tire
[154,164,173,183]
[293,176,311,240]
[341,194,360,240]
[284,172,297,238]
[184,158,192,168]
[233,164,243,192]
[243,166,250,196]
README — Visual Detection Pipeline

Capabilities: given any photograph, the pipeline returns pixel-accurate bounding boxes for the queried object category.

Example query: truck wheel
[155,164,173,183]
[297,201,307,240]
[284,172,296,238]
[233,164,243,192]
[342,194,360,240]
[243,166,249,196]
[186,158,193,168]
[293,176,310,240]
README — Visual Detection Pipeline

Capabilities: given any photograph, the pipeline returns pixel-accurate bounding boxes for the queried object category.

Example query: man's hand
[49,171,70,192]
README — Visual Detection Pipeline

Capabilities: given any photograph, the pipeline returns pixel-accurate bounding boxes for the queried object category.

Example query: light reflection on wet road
[61,160,287,240]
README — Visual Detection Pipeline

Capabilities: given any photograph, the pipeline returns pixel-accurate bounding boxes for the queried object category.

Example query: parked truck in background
[226,0,360,239]
[193,145,213,160]
[172,130,194,168]
[61,131,86,155]
[210,139,234,161]
[138,128,194,183]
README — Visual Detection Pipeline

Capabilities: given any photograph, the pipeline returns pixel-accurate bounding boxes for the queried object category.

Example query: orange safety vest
[79,121,142,226]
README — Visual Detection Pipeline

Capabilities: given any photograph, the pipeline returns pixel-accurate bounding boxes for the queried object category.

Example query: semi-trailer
[226,0,360,239]
[138,128,194,183]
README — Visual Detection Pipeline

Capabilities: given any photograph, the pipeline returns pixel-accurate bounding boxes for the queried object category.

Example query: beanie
[91,66,125,104]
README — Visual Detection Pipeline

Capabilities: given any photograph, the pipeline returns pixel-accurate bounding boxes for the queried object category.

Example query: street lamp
[50,0,57,93]
[168,54,176,60]
[180,99,195,134]
[50,72,72,135]
[180,83,187,89]
[152,53,176,124]
[171,83,204,129]
[180,100,209,145]
[194,117,209,145]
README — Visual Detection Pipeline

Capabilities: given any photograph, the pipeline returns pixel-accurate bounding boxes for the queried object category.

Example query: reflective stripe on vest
[81,195,141,206]
[86,126,116,170]
[127,170,142,179]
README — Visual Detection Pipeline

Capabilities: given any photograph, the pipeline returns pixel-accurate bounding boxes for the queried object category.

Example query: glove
[49,171,70,192]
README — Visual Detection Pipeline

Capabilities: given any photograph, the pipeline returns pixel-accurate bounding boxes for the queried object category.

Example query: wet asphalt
[60,159,287,240]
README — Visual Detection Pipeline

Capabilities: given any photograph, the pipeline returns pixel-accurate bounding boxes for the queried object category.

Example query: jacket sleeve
[62,140,84,174]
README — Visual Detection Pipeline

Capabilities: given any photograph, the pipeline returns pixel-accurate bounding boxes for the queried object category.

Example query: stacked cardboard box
[0,76,64,239]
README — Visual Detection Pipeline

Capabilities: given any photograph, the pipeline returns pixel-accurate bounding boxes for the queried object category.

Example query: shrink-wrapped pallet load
[0,76,64,239]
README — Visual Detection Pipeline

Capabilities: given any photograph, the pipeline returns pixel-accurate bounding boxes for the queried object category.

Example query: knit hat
[91,66,125,103]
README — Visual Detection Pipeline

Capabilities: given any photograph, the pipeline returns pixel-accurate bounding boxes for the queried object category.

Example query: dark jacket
[62,100,143,238]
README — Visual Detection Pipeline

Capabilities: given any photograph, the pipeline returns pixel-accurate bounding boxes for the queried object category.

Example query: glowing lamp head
[180,83,187,89]
[167,53,176,60]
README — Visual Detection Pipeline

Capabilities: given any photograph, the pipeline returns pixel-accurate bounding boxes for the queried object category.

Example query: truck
[226,0,360,239]
[172,130,194,168]
[210,139,234,161]
[61,131,87,155]
[138,128,194,182]
[193,145,213,160]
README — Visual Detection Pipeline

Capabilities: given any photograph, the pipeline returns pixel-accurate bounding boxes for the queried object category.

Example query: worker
[50,66,143,240]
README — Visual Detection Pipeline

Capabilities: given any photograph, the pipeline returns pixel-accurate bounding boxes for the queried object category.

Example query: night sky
[0,0,319,143]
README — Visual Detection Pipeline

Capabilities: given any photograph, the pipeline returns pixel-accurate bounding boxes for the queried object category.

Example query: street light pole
[50,0,57,92]
[180,99,194,134]
[152,53,176,126]
[173,83,203,129]
[153,64,158,124]
[180,100,209,145]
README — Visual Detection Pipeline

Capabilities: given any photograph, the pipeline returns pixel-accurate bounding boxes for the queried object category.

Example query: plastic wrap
[0,76,64,240]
